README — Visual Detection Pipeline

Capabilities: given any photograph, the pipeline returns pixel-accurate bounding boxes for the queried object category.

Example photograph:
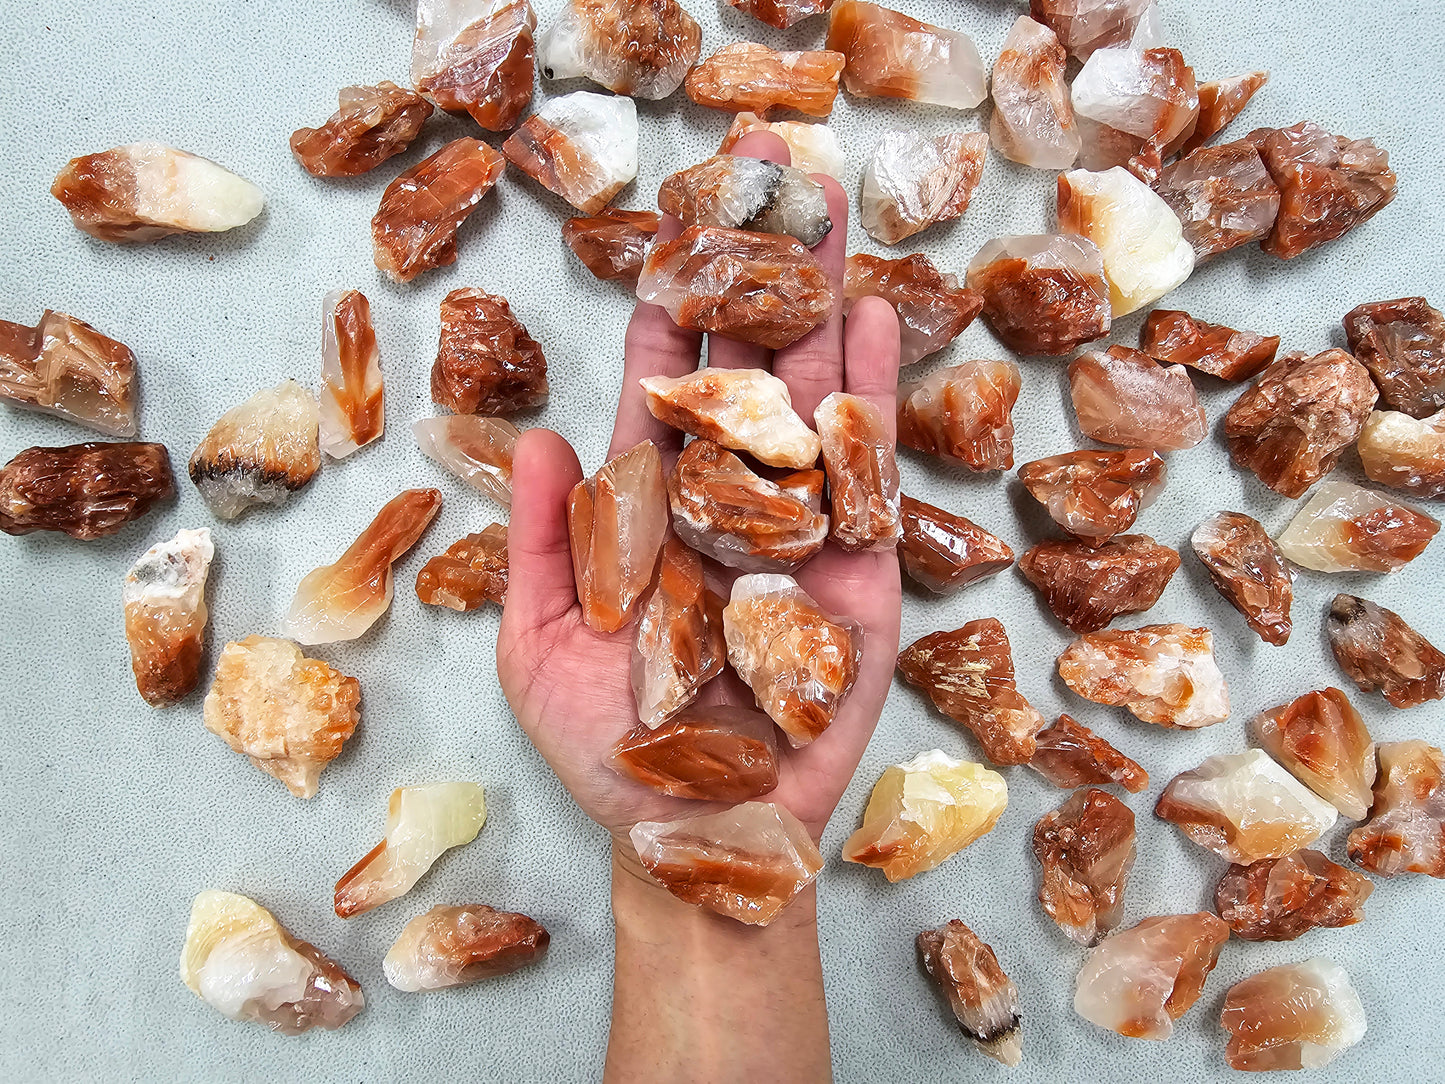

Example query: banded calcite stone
[861,129,987,245]
[413,416,519,507]
[657,155,831,247]
[1156,139,1281,260]
[1030,714,1148,793]
[897,494,1013,594]
[1191,511,1294,646]
[537,0,701,99]
[123,528,214,707]
[684,43,843,118]
[563,209,659,284]
[0,440,174,540]
[383,905,548,992]
[1140,309,1279,381]
[1220,960,1366,1071]
[815,391,901,551]
[189,380,319,520]
[1327,594,1445,709]
[1033,787,1137,945]
[609,706,779,802]
[1214,850,1372,941]
[1029,0,1154,61]
[432,289,549,416]
[412,0,536,130]
[318,289,384,460]
[631,538,726,727]
[1068,346,1207,452]
[990,16,1080,170]
[844,254,982,367]
[1253,688,1376,820]
[1344,296,1445,418]
[1179,71,1268,155]
[1020,535,1179,634]
[1358,409,1445,499]
[503,91,638,213]
[917,920,1023,1067]
[1058,623,1229,729]
[643,368,821,469]
[720,113,845,179]
[290,82,432,177]
[1019,449,1166,547]
[897,360,1021,472]
[826,1,986,109]
[0,310,137,436]
[372,138,505,282]
[1276,479,1438,575]
[966,234,1111,355]
[1347,740,1445,877]
[415,525,509,611]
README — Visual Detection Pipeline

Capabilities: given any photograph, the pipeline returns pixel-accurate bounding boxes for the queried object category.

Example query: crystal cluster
[658,155,831,247]
[897,495,1013,594]
[917,921,1023,1068]
[1253,688,1376,820]
[642,368,821,469]
[123,528,214,707]
[1343,296,1445,417]
[384,905,549,992]
[432,289,549,415]
[684,43,843,118]
[860,130,987,245]
[1030,714,1148,793]
[290,82,432,176]
[415,524,509,611]
[1058,624,1229,729]
[1156,139,1281,260]
[1021,535,1179,634]
[1068,346,1207,451]
[1214,850,1372,941]
[1140,309,1279,381]
[827,2,986,109]
[609,706,779,802]
[503,91,638,213]
[631,539,725,727]
[990,16,1080,169]
[1191,511,1294,646]
[965,234,1112,355]
[190,380,319,520]
[537,0,701,99]
[1358,409,1445,498]
[725,0,831,30]
[1220,960,1367,1071]
[1019,449,1166,547]
[319,290,384,459]
[1327,594,1445,709]
[719,113,845,179]
[563,209,659,284]
[843,254,981,367]
[1181,70,1268,154]
[1033,787,1137,945]
[0,441,174,539]
[1276,479,1438,574]
[414,415,518,506]
[412,0,536,130]
[1030,0,1153,60]
[1347,740,1445,878]
[816,391,901,550]
[897,360,1021,472]
[0,310,137,436]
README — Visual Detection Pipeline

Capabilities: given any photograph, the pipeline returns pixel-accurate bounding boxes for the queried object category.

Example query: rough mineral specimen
[123,528,214,707]
[1191,511,1294,646]
[658,155,832,247]
[989,16,1080,170]
[860,130,988,245]
[826,2,986,110]
[725,0,832,29]
[415,524,509,611]
[190,380,319,520]
[1276,479,1438,574]
[1140,310,1279,381]
[335,782,488,917]
[371,137,505,282]
[1358,409,1445,499]
[898,494,1013,594]
[816,391,901,551]
[52,143,263,243]
[569,440,668,633]
[413,415,519,507]
[319,290,383,459]
[723,573,862,747]
[916,920,1023,1068]
[719,113,844,179]
[1019,449,1166,547]
[1029,0,1153,60]
[287,488,442,645]
[0,441,173,539]
[180,891,363,1033]
[1328,594,1445,709]
[1073,912,1229,1040]
[506,90,638,210]
[1058,624,1229,729]
[609,706,779,801]
[1068,346,1207,451]
[384,905,549,992]
[1253,688,1376,820]
[1057,166,1195,316]
[562,209,659,284]
[1224,350,1378,499]
[1344,296,1445,418]
[897,620,1046,766]
[1180,71,1268,155]
[843,751,1007,882]
[632,539,726,726]
[1030,714,1148,793]
[636,226,834,349]
[412,0,536,130]
[1020,535,1180,634]
[843,254,981,367]
[1347,740,1445,877]
[630,801,824,926]
[1033,788,1137,944]
[1156,139,1281,260]
[1221,959,1367,1072]
[202,635,361,798]
[1214,850,1373,941]
[289,82,433,177]
[684,43,843,118]
[897,360,1021,472]
[643,368,820,470]
[432,288,549,415]
[965,234,1112,355]
[0,310,137,436]
[536,0,700,99]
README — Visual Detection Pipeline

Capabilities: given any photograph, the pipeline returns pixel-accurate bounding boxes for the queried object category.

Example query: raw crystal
[860,130,987,245]
[287,488,443,644]
[659,155,831,247]
[0,441,173,539]
[371,137,505,282]
[1057,623,1229,729]
[1070,25,1198,171]
[1156,139,1280,260]
[412,0,536,130]
[568,440,668,633]
[123,528,214,707]
[1029,0,1154,61]
[0,310,137,436]
[1358,409,1445,498]
[897,360,1021,472]
[632,539,725,726]
[1068,346,1207,451]
[843,254,982,367]
[1032,788,1137,945]
[1030,715,1148,793]
[415,524,509,611]
[432,288,549,416]
[1019,449,1166,547]
[384,905,548,992]
[1224,350,1378,499]
[52,143,263,243]
[990,16,1080,170]
[335,782,487,917]
[1344,296,1445,418]
[609,706,779,801]
[1249,121,1396,259]
[1328,594,1445,709]
[1057,166,1196,316]
[723,573,862,746]
[897,620,1046,766]
[1276,479,1438,574]
[179,891,363,1033]
[413,415,519,506]
[826,2,986,110]
[1073,912,1229,1040]
[898,494,1013,594]
[629,801,824,926]
[816,391,901,551]
[1347,740,1445,877]
[536,0,700,99]
[724,0,832,30]
[1191,511,1294,646]
[202,635,361,798]
[1253,688,1376,820]
[319,290,383,459]
[1180,71,1268,155]
[643,368,820,469]
[636,226,834,349]
[843,751,1007,882]
[189,380,319,520]
[965,234,1112,355]
[719,113,844,179]
[1221,959,1367,1072]
[1140,310,1278,381]
[1020,535,1180,634]
[1214,850,1373,941]
[562,209,659,284]
[289,82,433,177]
[684,43,843,118]
[916,920,1023,1068]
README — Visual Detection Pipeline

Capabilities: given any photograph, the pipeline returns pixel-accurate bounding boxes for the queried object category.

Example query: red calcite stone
[1179,71,1268,155]
[1343,296,1445,418]
[609,706,780,802]
[1327,594,1445,710]
[1068,346,1207,451]
[0,441,173,539]
[898,361,1021,472]
[684,43,843,117]
[816,391,901,552]
[1214,850,1372,941]
[290,82,433,177]
[844,254,983,367]
[431,289,549,415]
[966,234,1112,355]
[1030,714,1148,793]
[1140,310,1279,381]
[898,494,1013,594]
[416,524,509,611]
[1032,787,1137,946]
[1019,449,1166,547]
[1191,511,1294,646]
[1347,740,1445,878]
[1020,535,1180,634]
[562,209,659,284]
[1156,139,1281,261]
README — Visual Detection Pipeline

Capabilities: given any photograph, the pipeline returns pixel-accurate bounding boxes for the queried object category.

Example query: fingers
[841,295,902,440]
[772,174,849,421]
[501,429,585,634]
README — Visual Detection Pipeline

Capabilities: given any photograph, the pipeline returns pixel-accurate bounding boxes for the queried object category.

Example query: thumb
[503,428,584,633]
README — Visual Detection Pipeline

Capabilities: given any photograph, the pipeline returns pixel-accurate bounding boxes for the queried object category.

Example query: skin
[497,131,903,1083]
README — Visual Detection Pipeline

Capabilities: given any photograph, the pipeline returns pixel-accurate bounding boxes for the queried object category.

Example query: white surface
[1,1,1443,1081]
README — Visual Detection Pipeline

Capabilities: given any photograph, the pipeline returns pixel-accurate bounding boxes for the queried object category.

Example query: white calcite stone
[862,130,988,245]
[990,16,1080,169]
[1221,959,1367,1071]
[413,415,518,507]
[504,90,638,214]
[1276,478,1440,574]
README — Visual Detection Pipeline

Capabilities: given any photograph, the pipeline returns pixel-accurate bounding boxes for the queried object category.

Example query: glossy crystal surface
[1347,740,1445,877]
[684,43,843,118]
[897,494,1013,594]
[917,920,1023,1067]
[1156,139,1281,260]
[0,440,173,539]
[860,129,987,245]
[642,367,821,470]
[413,415,519,506]
[536,0,700,99]
[1033,787,1137,944]
[123,528,213,707]
[290,82,432,176]
[897,360,1020,471]
[843,254,981,367]
[415,524,509,611]
[412,0,536,130]
[631,538,726,727]
[1019,448,1165,547]
[1327,594,1445,709]
[1191,511,1294,646]
[1276,479,1438,574]
[826,2,986,109]
[1253,688,1376,820]
[1140,309,1279,381]
[563,209,659,284]
[990,16,1080,169]
[658,154,832,247]
[383,905,548,992]
[1030,714,1148,793]
[1343,296,1445,418]
[816,391,901,551]
[1221,959,1367,1071]
[1068,346,1207,451]
[432,289,548,416]
[609,706,779,801]
[0,310,137,436]
[1021,535,1179,634]
[966,234,1111,355]
[1058,623,1229,729]
[319,290,384,459]
[502,91,638,213]
[1215,850,1372,941]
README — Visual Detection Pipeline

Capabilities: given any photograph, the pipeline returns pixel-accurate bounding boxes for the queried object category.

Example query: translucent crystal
[843,254,981,367]
[643,368,820,470]
[0,310,137,436]
[609,706,779,802]
[826,1,986,110]
[123,528,214,707]
[1328,594,1445,709]
[1347,740,1445,877]
[412,0,536,130]
[1156,139,1281,260]
[503,91,637,213]
[1030,714,1148,793]
[1343,296,1445,418]
[657,155,832,247]
[1033,787,1137,944]
[413,415,519,506]
[1179,70,1268,155]
[860,130,987,245]
[384,905,549,992]
[990,16,1080,169]
[189,380,319,520]
[631,539,726,727]
[415,524,509,611]
[432,288,548,415]
[1140,309,1279,381]
[719,113,845,179]
[1057,623,1229,729]
[289,82,432,177]
[1215,850,1372,941]
[1068,346,1207,451]
[319,290,383,459]
[1191,511,1294,646]
[1019,449,1166,547]
[1276,479,1438,574]
[1253,689,1375,821]
[1071,24,1198,171]
[537,0,700,99]
[898,494,1013,594]
[684,43,843,118]
[916,920,1023,1067]
[897,360,1020,471]
[816,391,901,551]
[1029,0,1154,61]
[1020,535,1179,634]
[724,0,832,30]
[1358,409,1445,499]
[965,234,1112,355]
[0,442,169,537]
[562,209,659,284]
[1221,960,1367,1071]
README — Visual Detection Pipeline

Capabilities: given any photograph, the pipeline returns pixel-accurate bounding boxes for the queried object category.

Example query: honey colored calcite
[1140,310,1279,382]
[562,209,659,284]
[1328,594,1445,710]
[630,801,824,926]
[898,494,1013,594]
[1033,788,1137,945]
[190,380,319,520]
[632,539,725,726]
[720,113,844,179]
[335,783,487,918]
[816,391,901,551]
[897,621,1047,766]
[202,636,361,798]
[643,368,821,470]
[415,524,509,611]
[1221,959,1367,1072]
[916,921,1023,1068]
[1180,71,1268,155]
[372,138,505,283]
[1019,449,1166,547]
[826,2,986,110]
[1344,297,1445,418]
[657,155,832,247]
[1058,624,1229,729]
[1068,347,1207,452]
[1347,740,1445,877]
[289,82,433,177]
[860,130,987,246]
[726,0,831,29]
[537,0,700,99]
[684,43,843,118]
[384,905,548,993]
[123,529,214,707]
[412,0,536,130]
[609,707,779,801]
[1156,139,1281,260]
[843,751,1007,882]
[1253,689,1376,821]
[503,91,638,213]
[1031,715,1148,793]
[433,289,549,416]
[0,441,173,539]
[570,441,668,633]
[1276,479,1438,574]
[0,310,137,436]
[897,360,1021,472]
[1359,410,1445,499]
[965,234,1112,355]
[1029,0,1152,61]
[413,416,519,507]
[1021,535,1180,634]
[990,16,1080,170]
[1215,850,1373,941]
[843,254,981,367]
[319,290,383,460]
[1191,512,1294,646]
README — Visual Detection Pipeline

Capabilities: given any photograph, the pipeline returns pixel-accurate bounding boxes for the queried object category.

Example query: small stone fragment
[843,254,981,367]
[826,2,986,110]
[335,782,488,917]
[965,234,1112,355]
[724,0,832,29]
[432,289,549,416]
[287,489,443,645]
[1221,959,1367,1071]
[1020,535,1180,634]
[1140,310,1278,381]
[1058,623,1229,729]
[843,751,1007,882]
[1358,409,1445,499]
[1180,71,1268,155]
[569,441,668,633]
[202,635,361,798]
[632,539,725,726]
[898,494,1013,594]
[537,0,701,99]
[412,0,536,130]
[816,391,901,551]
[643,368,820,470]
[1030,715,1148,793]
[1347,740,1445,877]
[1191,511,1294,646]
[319,290,383,459]
[684,43,843,118]
[1019,449,1166,547]
[1033,788,1137,945]
[562,208,659,284]
[1070,23,1198,171]
[290,82,433,177]
[189,380,319,520]
[1343,296,1445,418]
[719,113,844,179]
[503,91,639,213]
[916,920,1023,1068]
[1253,688,1376,820]
[1029,0,1154,61]
[990,16,1080,170]
[0,310,137,436]
[415,524,509,611]
[1156,139,1281,260]
[1276,479,1438,574]
[658,155,832,247]
[123,528,214,707]
[0,441,173,539]
[860,130,987,245]
[897,360,1021,472]
[1214,850,1373,941]
[609,706,779,801]
[630,801,824,926]
[413,415,519,507]
[1068,346,1207,451]
[384,905,549,992]
[1328,594,1445,709]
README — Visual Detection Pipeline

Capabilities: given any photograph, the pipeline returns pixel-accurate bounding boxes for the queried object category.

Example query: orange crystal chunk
[290,82,432,177]
[412,0,536,130]
[631,539,726,726]
[562,209,659,284]
[0,440,174,539]
[1140,309,1279,381]
[1347,740,1445,877]
[1191,511,1294,646]
[0,309,138,436]
[1020,535,1179,634]
[319,289,384,459]
[1030,714,1148,793]
[1019,448,1166,547]
[1033,787,1137,944]
[1327,594,1445,709]
[816,391,901,551]
[897,494,1013,594]
[1253,688,1376,821]
[609,706,779,802]
[685,43,843,118]
[917,920,1023,1067]
[416,524,509,611]
[432,289,549,416]
[384,904,548,992]
[898,360,1020,472]
[1214,850,1372,941]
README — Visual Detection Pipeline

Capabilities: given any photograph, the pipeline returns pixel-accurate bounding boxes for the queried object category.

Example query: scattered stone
[432,288,549,416]
[1214,850,1373,941]
[684,43,843,118]
[724,0,831,29]
[1221,959,1367,1071]
[826,1,986,109]
[1179,70,1268,155]
[1029,0,1154,61]
[1156,139,1281,260]
[415,524,509,611]
[1358,409,1445,499]
[0,310,137,436]
[412,0,536,130]
[0,441,173,540]
[816,391,901,551]
[503,91,638,213]
[1343,296,1445,418]
[632,539,726,727]
[990,16,1080,170]
[1071,21,1198,170]
[1058,623,1229,729]
[123,528,214,707]
[897,360,1021,471]
[536,0,700,98]
[1140,309,1278,381]
[290,82,433,176]
[383,905,548,992]
[609,706,779,801]
[1033,788,1137,944]
[1191,511,1294,646]
[1347,740,1445,877]
[643,367,821,469]
[719,112,845,179]
[1030,714,1148,793]
[965,234,1112,355]
[658,154,832,247]
[861,130,987,245]
[319,289,384,459]
[898,494,1013,594]
[1253,688,1376,820]
[563,209,659,284]
[1068,346,1207,451]
[190,380,319,520]
[1021,535,1179,634]
[844,254,982,366]
[1328,594,1445,709]
[917,920,1023,1067]
[413,415,519,507]
[1276,479,1438,574]
[1019,449,1166,547]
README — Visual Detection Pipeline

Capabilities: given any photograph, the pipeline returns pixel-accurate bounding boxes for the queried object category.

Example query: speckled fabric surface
[1,1,1442,1080]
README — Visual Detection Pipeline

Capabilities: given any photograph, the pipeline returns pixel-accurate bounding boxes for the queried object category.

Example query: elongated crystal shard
[319,290,383,459]
[123,528,214,707]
